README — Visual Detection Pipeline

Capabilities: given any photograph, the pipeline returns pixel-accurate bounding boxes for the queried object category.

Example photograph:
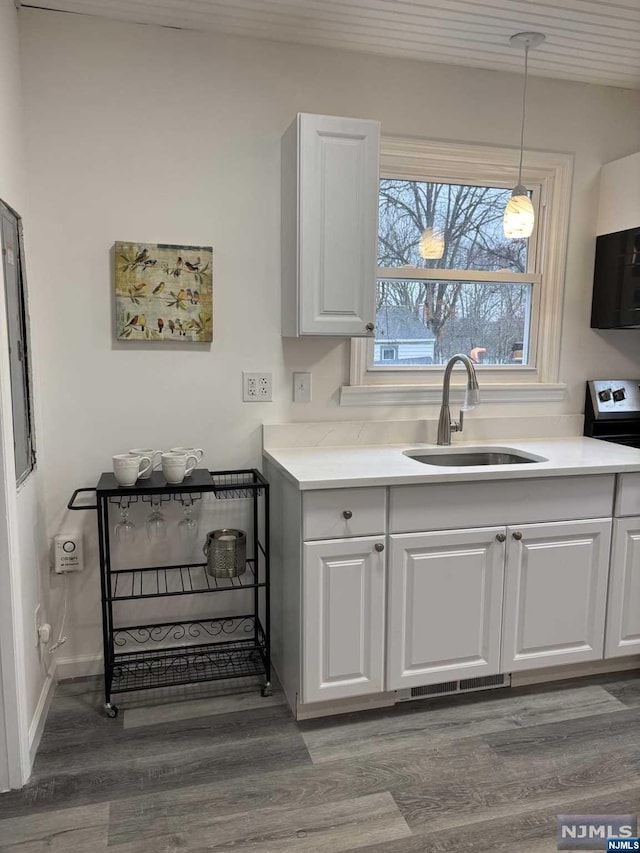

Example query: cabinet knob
[496,533,506,543]
[374,542,385,552]
[512,531,523,541]
[342,510,353,520]
[365,322,375,332]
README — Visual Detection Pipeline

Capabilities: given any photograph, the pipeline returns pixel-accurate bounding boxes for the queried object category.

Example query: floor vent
[411,681,458,698]
[459,674,509,691]
[397,673,511,702]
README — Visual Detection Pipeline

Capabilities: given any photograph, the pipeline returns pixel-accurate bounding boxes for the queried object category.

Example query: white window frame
[342,137,573,406]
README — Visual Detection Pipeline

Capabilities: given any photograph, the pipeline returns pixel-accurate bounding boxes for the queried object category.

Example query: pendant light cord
[517,44,529,187]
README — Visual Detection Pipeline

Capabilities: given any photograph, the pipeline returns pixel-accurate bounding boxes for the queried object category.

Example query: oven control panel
[588,380,640,417]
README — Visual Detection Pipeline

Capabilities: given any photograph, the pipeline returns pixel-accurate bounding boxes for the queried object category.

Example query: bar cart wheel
[104,703,119,718]
[261,682,272,698]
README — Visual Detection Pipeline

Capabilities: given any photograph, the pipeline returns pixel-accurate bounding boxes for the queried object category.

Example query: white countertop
[263,437,640,490]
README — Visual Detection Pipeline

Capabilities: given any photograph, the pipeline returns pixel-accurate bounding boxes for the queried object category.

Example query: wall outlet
[243,372,273,402]
[293,372,312,403]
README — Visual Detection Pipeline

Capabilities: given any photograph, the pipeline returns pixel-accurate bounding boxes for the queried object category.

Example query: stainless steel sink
[406,448,547,467]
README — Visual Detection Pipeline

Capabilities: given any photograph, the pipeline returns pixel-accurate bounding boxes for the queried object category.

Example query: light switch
[293,372,311,403]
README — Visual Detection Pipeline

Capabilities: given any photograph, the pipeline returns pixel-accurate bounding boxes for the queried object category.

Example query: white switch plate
[243,372,273,402]
[293,372,312,403]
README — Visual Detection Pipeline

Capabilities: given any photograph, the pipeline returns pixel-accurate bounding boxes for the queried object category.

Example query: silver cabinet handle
[365,322,375,332]
[343,510,353,520]
[512,531,523,541]
[496,533,506,543]
[374,542,384,552]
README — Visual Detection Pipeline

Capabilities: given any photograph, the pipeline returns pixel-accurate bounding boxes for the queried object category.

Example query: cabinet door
[298,114,379,336]
[387,528,505,690]
[502,519,611,672]
[303,536,385,703]
[605,517,640,658]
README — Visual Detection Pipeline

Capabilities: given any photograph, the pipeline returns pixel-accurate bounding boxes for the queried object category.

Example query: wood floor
[1,672,640,851]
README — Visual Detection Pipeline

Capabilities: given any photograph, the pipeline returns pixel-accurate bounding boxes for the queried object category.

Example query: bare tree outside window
[376,180,532,366]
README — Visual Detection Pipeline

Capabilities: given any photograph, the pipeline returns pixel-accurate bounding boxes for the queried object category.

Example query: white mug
[113,453,152,487]
[161,451,198,485]
[129,448,162,479]
[170,447,204,476]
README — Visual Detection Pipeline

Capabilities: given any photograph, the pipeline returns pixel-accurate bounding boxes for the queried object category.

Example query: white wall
[0,0,49,786]
[18,8,640,669]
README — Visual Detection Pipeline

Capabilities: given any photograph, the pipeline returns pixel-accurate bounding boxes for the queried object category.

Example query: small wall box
[54,534,83,573]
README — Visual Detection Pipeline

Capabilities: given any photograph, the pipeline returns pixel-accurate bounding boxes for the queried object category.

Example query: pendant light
[503,31,545,239]
[419,226,445,260]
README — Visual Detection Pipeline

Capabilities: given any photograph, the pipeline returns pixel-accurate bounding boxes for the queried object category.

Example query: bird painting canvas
[115,241,213,342]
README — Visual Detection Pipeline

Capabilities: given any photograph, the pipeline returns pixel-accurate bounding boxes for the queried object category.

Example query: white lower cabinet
[302,536,385,703]
[269,468,625,718]
[605,516,640,658]
[501,519,612,672]
[387,519,612,689]
[387,528,506,689]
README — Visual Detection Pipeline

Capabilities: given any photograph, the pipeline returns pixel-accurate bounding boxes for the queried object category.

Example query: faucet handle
[451,410,464,433]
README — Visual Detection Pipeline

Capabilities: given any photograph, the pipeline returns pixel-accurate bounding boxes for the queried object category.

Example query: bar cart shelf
[68,469,271,718]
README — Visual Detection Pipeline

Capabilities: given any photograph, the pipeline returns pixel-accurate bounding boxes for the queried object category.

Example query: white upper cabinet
[281,113,380,337]
[501,519,611,672]
[597,152,640,236]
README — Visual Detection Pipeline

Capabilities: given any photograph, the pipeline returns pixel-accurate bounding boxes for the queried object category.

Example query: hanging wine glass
[178,497,198,541]
[146,495,167,542]
[114,506,135,544]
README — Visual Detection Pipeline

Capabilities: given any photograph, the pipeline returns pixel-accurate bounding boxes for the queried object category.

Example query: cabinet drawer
[303,488,386,540]
[615,473,640,517]
[390,475,615,534]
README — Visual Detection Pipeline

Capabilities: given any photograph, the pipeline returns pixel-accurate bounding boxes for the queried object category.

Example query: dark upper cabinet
[591,227,640,329]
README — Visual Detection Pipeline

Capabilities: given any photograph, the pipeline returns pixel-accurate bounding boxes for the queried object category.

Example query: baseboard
[56,653,103,681]
[510,655,640,688]
[296,691,396,720]
[296,659,640,720]
[28,665,57,766]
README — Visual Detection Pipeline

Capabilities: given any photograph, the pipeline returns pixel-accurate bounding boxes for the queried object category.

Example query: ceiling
[20,0,640,90]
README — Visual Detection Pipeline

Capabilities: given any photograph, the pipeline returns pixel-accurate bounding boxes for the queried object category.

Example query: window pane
[379,179,529,273]
[375,279,532,366]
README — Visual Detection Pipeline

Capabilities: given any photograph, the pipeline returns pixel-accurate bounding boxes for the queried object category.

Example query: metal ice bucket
[203,529,247,578]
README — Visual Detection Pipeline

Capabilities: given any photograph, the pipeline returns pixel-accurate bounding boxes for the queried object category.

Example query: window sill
[340,382,567,406]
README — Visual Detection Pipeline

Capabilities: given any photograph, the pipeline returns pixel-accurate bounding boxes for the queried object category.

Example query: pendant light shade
[504,31,545,240]
[419,227,445,260]
[503,184,535,238]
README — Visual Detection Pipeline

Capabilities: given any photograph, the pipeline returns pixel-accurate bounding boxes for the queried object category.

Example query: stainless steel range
[585,380,640,448]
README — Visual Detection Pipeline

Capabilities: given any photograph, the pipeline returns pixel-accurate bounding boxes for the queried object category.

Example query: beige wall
[18,7,640,667]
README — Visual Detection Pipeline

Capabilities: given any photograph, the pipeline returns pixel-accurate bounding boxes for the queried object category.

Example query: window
[344,138,573,406]
[1,201,35,484]
[376,179,536,367]
[381,346,397,361]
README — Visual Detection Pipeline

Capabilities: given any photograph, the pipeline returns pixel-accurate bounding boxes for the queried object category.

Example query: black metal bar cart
[68,468,271,718]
